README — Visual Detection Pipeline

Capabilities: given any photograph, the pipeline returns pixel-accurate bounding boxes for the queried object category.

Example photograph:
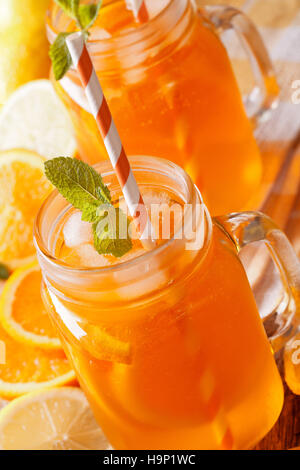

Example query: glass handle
[200,5,280,126]
[214,211,300,352]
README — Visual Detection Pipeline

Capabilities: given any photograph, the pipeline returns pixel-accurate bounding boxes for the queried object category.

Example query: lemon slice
[0,387,111,450]
[0,399,7,411]
[0,80,76,159]
[0,308,75,399]
[0,0,50,105]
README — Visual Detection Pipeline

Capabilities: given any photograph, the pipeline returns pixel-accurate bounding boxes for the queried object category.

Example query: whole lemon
[0,0,50,105]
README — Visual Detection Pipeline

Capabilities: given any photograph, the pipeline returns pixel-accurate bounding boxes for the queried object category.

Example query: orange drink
[46,0,278,215]
[35,156,300,450]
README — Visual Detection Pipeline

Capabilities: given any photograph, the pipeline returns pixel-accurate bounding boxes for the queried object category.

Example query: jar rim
[46,0,191,54]
[34,155,212,276]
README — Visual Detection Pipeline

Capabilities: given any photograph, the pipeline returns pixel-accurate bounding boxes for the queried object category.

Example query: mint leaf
[55,0,79,19]
[51,1,103,80]
[49,33,73,81]
[96,185,111,204]
[44,157,109,223]
[44,157,132,258]
[0,263,10,280]
[71,0,80,18]
[77,1,102,30]
[93,207,132,258]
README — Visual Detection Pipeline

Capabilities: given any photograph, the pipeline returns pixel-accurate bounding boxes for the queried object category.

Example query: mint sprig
[93,207,132,257]
[50,0,102,80]
[55,0,79,19]
[77,2,102,29]
[44,157,132,258]
[49,33,73,82]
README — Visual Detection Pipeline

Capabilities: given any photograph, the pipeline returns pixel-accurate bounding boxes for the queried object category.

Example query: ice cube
[116,269,168,300]
[118,190,174,241]
[142,190,172,209]
[146,0,170,18]
[89,27,112,41]
[63,212,93,247]
[76,244,112,268]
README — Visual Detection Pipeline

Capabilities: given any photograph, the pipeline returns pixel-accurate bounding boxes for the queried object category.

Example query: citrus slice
[0,313,75,398]
[0,149,52,269]
[0,262,61,350]
[0,0,50,105]
[0,80,76,159]
[82,324,132,364]
[0,399,7,411]
[0,387,111,450]
[44,287,132,364]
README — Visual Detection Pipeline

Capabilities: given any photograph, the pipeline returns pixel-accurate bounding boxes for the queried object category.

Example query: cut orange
[0,149,52,269]
[0,313,75,398]
[0,262,61,350]
[0,387,111,450]
[43,286,132,364]
[0,292,75,398]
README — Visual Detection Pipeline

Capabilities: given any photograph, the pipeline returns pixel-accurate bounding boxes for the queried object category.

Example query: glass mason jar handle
[199,5,279,126]
[214,211,300,352]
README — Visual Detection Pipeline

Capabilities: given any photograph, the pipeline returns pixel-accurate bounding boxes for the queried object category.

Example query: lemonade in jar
[46,0,278,215]
[35,155,300,450]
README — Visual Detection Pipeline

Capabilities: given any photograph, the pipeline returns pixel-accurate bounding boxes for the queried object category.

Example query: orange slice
[0,149,52,269]
[0,262,61,349]
[43,287,132,364]
[0,387,111,450]
[0,311,75,398]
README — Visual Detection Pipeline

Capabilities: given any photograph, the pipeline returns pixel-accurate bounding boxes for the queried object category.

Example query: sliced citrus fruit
[0,313,75,398]
[0,149,52,269]
[0,80,76,159]
[0,399,7,411]
[0,387,111,450]
[81,324,132,364]
[0,0,50,105]
[0,262,61,350]
[44,287,132,364]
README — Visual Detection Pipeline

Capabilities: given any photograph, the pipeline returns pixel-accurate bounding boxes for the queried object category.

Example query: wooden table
[255,355,300,450]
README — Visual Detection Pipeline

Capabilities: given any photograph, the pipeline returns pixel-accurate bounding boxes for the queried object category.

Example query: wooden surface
[255,355,300,450]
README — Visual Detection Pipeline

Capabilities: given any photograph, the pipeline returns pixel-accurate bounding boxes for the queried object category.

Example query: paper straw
[66,33,155,249]
[128,0,149,23]
[66,32,234,449]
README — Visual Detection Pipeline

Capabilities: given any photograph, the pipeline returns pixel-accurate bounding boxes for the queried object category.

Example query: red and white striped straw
[66,31,235,451]
[128,0,149,23]
[66,33,155,249]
